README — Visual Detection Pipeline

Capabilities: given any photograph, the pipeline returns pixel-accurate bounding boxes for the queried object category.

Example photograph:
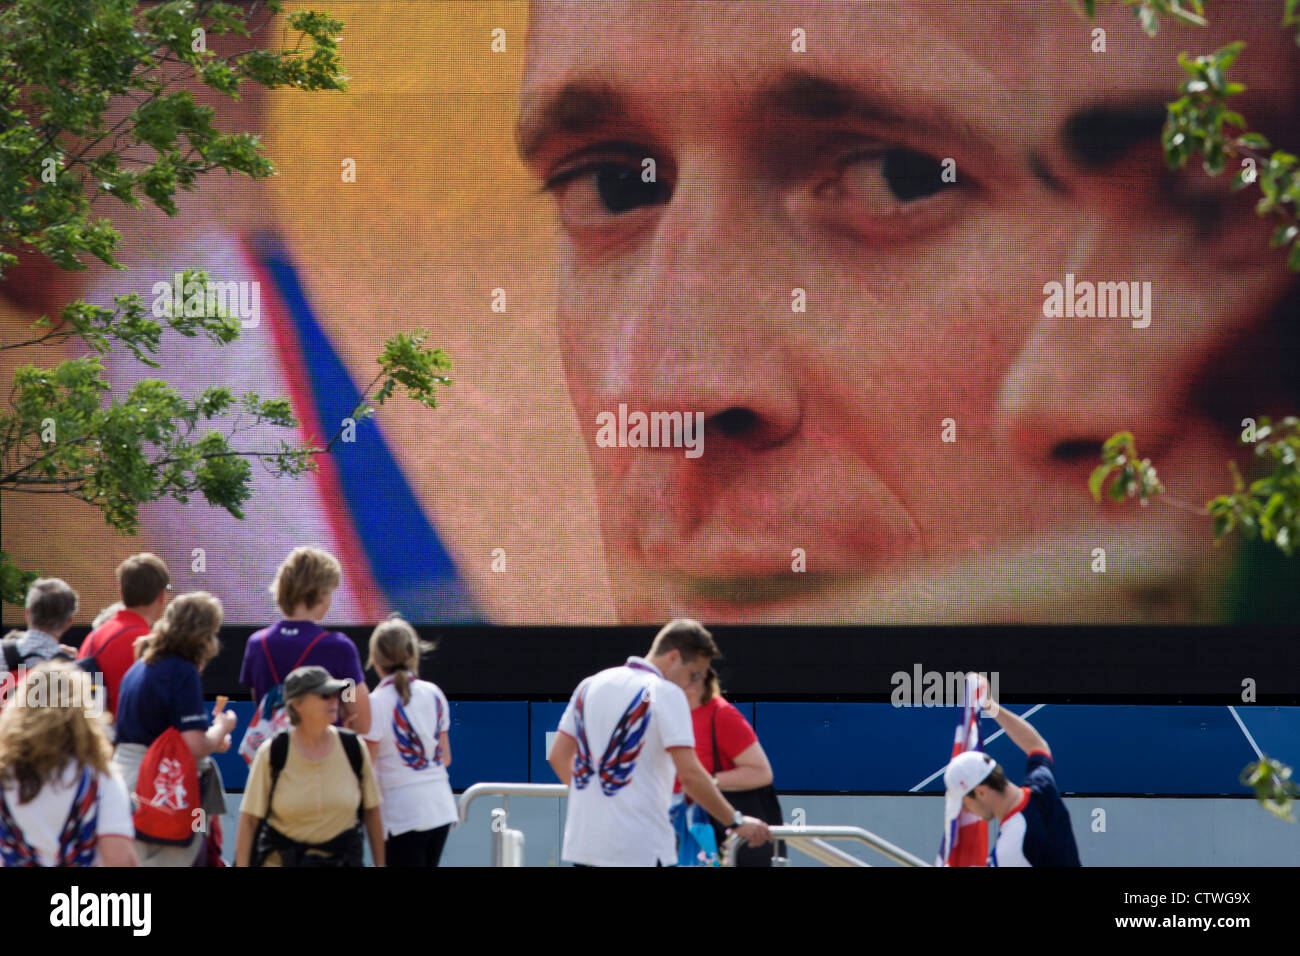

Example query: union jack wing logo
[433,694,445,766]
[597,687,652,796]
[56,767,99,867]
[0,784,39,867]
[393,698,430,770]
[571,686,595,790]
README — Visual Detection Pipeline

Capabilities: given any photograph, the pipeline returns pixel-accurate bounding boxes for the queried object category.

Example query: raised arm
[982,676,1050,756]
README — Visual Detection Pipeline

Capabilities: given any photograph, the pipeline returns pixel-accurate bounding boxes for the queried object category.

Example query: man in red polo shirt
[78,554,172,717]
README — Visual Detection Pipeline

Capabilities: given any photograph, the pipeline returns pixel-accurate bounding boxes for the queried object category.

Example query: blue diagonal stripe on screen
[250,232,481,623]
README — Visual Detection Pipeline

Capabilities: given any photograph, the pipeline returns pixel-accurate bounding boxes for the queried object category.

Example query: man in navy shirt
[943,690,1081,867]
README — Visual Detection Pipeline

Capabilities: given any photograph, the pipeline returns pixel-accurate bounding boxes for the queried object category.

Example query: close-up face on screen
[3,0,1298,627]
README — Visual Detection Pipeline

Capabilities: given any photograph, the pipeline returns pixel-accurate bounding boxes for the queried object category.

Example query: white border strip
[1227,705,1265,761]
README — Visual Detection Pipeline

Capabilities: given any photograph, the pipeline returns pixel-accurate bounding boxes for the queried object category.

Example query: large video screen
[3,1,1298,626]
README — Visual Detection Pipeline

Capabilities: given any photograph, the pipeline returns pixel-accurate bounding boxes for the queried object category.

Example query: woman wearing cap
[0,661,138,867]
[235,665,384,867]
[113,592,238,867]
[362,614,456,867]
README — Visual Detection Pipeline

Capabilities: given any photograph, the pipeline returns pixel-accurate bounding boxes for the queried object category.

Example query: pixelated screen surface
[3,1,1298,626]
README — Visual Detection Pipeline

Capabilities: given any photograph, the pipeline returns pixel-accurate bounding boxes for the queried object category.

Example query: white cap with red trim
[943,750,996,824]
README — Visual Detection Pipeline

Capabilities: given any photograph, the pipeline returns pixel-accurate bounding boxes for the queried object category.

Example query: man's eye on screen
[544,162,671,224]
[819,146,957,210]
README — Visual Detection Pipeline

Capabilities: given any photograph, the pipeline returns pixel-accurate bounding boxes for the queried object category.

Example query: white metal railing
[723,825,931,868]
[457,782,568,866]
[459,784,930,868]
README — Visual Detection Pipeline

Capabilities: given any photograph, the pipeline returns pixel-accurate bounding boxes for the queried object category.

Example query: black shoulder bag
[251,729,367,867]
[710,705,785,867]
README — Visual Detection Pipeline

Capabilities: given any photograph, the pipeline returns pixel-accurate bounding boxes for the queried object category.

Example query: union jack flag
[938,672,989,867]
[393,698,430,770]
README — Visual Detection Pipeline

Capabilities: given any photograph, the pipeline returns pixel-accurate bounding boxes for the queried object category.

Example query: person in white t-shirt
[362,614,456,867]
[0,662,137,867]
[548,618,771,866]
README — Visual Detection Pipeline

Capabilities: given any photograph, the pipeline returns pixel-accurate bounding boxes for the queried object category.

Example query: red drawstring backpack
[133,727,200,846]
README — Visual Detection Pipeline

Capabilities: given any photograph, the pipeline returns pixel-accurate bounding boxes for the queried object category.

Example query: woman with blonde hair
[362,614,455,867]
[113,592,238,866]
[240,546,370,735]
[0,661,137,866]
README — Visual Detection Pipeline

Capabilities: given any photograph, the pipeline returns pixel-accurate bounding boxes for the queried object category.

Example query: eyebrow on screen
[516,82,632,163]
[754,70,996,148]
[1059,99,1168,167]
[516,69,1000,163]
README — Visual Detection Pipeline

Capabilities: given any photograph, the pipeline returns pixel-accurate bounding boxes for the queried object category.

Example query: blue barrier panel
[1230,706,1300,768]
[757,702,962,791]
[209,700,257,792]
[971,705,1257,795]
[214,699,1300,796]
[757,703,1288,795]
[530,702,568,783]
[445,701,529,791]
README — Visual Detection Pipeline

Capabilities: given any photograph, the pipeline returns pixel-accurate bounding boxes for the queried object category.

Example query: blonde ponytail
[366,613,435,705]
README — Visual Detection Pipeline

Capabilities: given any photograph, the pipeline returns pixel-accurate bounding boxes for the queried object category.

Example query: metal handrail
[724,825,930,868]
[457,782,567,824]
[457,786,930,869]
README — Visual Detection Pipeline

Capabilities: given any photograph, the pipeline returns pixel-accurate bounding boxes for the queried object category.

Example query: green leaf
[1167,2,1209,27]
[1203,140,1225,177]
[1102,431,1135,461]
[1272,225,1299,248]
[1138,4,1159,36]
[1107,470,1131,503]
[1089,464,1112,502]
[1215,41,1246,71]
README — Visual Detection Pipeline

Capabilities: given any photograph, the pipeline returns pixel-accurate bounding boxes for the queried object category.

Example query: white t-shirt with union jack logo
[364,676,456,837]
[557,656,694,867]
